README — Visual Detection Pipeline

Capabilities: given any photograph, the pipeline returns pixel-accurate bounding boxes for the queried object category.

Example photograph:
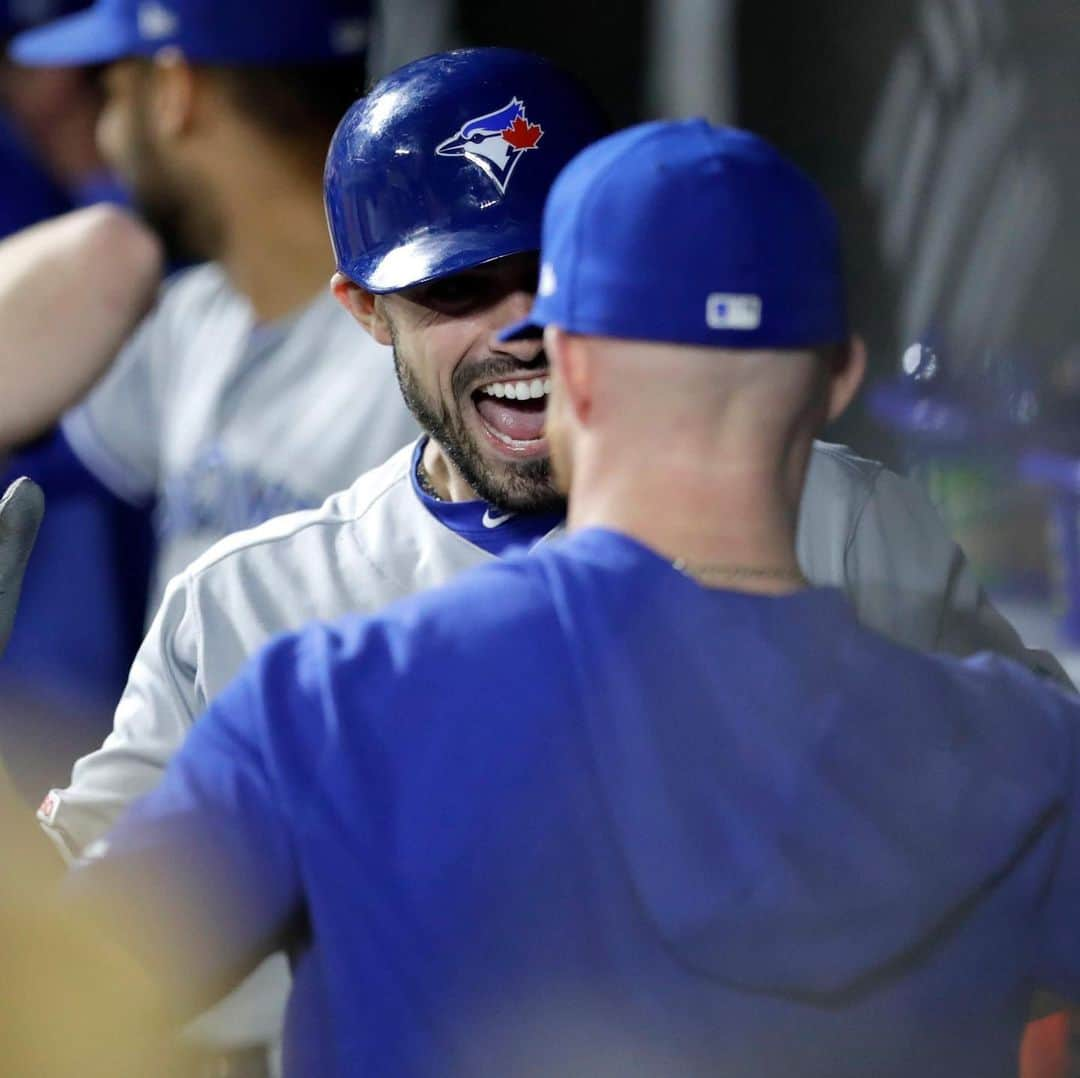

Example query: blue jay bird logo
[435,98,544,195]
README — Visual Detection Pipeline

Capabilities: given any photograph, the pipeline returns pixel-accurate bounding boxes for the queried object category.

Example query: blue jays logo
[435,98,544,195]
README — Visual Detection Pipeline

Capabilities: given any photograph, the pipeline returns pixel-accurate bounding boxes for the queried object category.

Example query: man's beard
[391,337,566,516]
[127,102,222,265]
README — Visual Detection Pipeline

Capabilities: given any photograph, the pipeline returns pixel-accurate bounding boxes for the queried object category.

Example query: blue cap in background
[0,0,89,40]
[9,0,371,67]
[500,119,849,350]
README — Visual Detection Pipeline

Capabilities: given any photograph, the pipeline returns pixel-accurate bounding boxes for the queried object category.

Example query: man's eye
[431,281,470,301]
[421,279,487,311]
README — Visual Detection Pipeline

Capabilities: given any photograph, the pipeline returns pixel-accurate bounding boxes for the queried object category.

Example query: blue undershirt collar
[410,439,564,557]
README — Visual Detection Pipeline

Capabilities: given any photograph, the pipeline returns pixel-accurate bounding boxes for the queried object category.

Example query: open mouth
[471,374,551,455]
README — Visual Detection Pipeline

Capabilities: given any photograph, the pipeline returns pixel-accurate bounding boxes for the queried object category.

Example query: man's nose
[491,290,540,355]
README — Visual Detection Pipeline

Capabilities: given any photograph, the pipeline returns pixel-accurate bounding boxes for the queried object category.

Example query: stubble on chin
[390,336,565,514]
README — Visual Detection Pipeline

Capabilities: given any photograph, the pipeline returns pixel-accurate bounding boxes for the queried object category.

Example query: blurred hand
[0,477,43,657]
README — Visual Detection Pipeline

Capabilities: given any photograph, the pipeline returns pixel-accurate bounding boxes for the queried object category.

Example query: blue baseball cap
[9,0,371,67]
[0,0,89,40]
[500,119,849,349]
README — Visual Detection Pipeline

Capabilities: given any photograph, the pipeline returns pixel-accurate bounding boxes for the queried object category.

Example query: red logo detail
[38,792,57,820]
[502,116,544,151]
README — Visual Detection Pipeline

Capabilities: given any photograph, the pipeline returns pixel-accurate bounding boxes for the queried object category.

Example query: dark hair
[211,59,366,146]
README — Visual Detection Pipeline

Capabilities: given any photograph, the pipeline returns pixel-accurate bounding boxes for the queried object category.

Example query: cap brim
[9,8,138,67]
[496,315,545,342]
[342,222,540,295]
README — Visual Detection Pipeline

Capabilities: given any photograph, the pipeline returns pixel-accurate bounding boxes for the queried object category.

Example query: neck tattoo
[672,558,807,587]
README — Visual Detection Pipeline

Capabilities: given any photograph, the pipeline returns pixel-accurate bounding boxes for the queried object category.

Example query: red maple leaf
[503,115,544,150]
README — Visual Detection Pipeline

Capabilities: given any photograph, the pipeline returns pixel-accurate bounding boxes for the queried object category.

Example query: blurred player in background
[23,45,1066,1070]
[0,0,154,799]
[67,119,1080,1078]
[0,0,108,232]
[0,0,126,209]
[6,0,416,603]
[0,0,416,804]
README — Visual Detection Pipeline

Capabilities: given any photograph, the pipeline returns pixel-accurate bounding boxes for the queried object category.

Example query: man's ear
[331,273,392,345]
[545,326,592,425]
[148,49,199,140]
[826,334,867,423]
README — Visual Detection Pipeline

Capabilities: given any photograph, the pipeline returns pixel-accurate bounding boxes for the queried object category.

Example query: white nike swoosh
[481,508,516,529]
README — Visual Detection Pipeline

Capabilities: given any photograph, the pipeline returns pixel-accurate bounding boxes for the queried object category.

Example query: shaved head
[543,328,865,577]
[545,332,861,495]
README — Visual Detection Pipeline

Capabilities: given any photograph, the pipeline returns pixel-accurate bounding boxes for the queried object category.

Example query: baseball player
[35,44,1068,1060]
[69,119,1080,1077]
[5,0,418,613]
[40,47,1066,848]
[40,47,1066,1067]
[0,0,152,762]
[0,0,122,215]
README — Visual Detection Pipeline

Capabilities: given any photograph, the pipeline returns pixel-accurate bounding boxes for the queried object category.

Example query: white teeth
[479,377,550,400]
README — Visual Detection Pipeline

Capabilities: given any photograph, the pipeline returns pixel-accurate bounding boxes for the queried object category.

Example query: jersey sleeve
[59,304,162,506]
[843,465,1071,686]
[64,660,302,1015]
[38,570,204,859]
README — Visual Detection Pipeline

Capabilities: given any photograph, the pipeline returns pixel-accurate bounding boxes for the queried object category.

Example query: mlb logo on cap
[706,294,762,331]
[501,118,848,350]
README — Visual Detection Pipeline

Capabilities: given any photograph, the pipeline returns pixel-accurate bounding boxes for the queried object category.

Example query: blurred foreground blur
[0,753,184,1076]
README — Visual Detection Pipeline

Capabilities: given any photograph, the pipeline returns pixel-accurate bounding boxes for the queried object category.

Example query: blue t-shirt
[73,528,1080,1077]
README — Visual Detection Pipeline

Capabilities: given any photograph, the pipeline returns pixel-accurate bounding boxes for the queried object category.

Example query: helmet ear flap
[323,47,610,295]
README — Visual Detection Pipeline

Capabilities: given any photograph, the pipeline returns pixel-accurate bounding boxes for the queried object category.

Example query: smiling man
[338,250,560,519]
[41,33,1066,914]
[36,44,1067,1071]
[67,119,1080,1078]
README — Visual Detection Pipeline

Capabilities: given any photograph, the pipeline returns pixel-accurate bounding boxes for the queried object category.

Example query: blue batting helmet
[324,47,610,294]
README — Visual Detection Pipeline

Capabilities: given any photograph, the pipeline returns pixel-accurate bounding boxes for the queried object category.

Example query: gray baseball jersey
[60,262,419,611]
[38,437,1065,1050]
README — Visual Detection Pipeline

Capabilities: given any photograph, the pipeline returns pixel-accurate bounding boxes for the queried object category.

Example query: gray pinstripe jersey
[60,262,419,613]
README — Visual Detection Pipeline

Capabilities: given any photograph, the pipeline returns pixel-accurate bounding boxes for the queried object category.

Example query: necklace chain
[415,457,444,502]
[672,558,806,585]
[417,454,800,584]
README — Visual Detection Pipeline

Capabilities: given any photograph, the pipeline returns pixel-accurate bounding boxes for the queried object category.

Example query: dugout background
[379,0,1080,471]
